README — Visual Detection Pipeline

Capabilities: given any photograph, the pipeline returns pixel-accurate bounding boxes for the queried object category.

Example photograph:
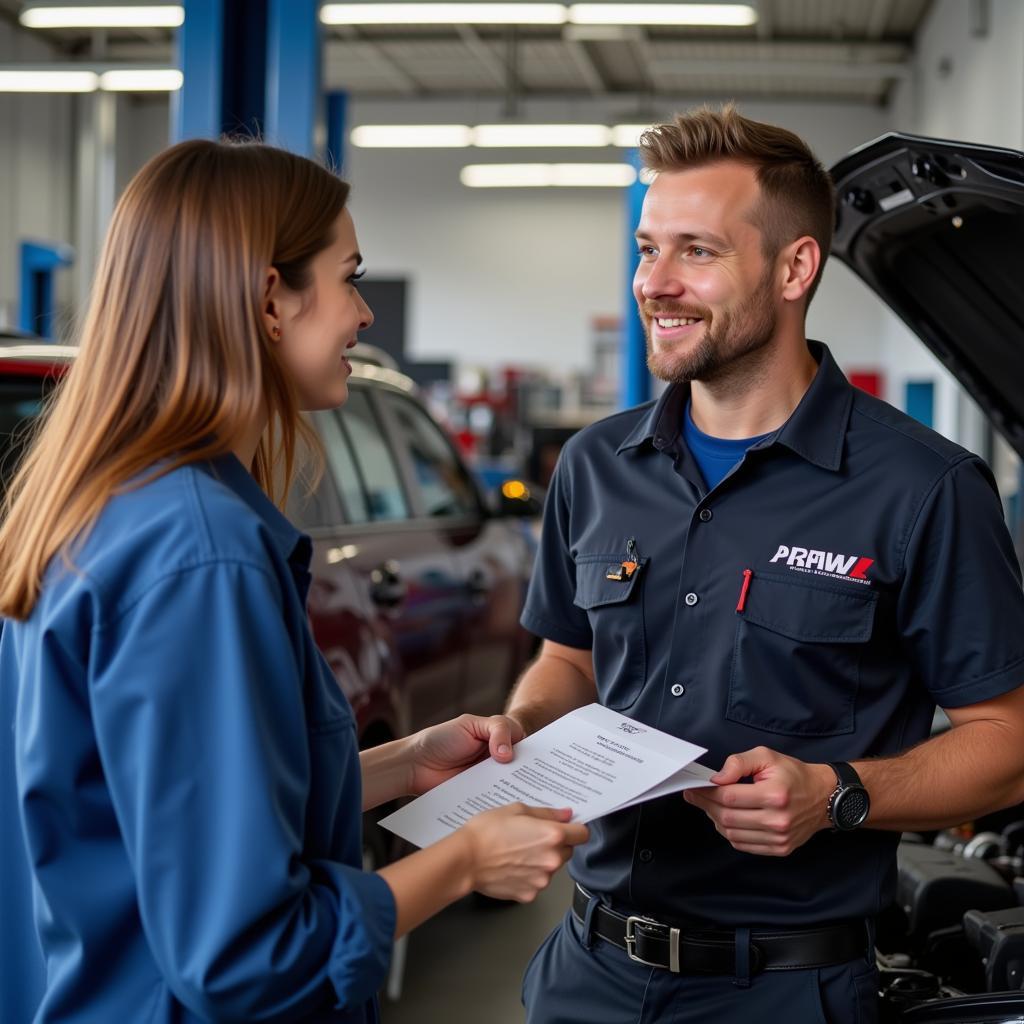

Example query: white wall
[346,97,893,374]
[0,21,74,329]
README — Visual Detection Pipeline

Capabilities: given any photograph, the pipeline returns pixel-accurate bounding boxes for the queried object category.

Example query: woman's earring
[271,325,281,340]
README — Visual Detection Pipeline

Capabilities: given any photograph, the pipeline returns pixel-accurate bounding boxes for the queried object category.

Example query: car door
[375,387,530,719]
[323,381,465,731]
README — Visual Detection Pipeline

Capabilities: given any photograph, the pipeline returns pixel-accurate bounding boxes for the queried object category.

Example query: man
[509,104,1024,1023]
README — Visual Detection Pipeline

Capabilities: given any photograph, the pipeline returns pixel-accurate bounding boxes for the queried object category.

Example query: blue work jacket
[1,454,395,1023]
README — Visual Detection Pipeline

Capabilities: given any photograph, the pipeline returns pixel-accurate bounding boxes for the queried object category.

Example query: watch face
[835,787,870,829]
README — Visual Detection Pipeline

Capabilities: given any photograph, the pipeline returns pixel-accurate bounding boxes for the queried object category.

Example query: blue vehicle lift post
[18,241,75,339]
[620,149,651,410]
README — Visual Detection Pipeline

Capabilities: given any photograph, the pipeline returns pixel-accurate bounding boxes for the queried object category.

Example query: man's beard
[643,275,778,386]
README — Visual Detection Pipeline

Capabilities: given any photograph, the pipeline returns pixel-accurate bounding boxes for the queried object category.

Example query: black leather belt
[572,883,869,975]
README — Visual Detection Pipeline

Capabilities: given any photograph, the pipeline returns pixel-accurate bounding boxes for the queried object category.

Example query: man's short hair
[639,104,836,306]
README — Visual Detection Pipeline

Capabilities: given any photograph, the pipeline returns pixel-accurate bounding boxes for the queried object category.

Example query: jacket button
[671,683,685,697]
[699,508,712,522]
[639,848,654,863]
[684,592,699,606]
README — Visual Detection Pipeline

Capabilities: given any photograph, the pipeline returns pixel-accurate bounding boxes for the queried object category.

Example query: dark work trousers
[522,910,880,1024]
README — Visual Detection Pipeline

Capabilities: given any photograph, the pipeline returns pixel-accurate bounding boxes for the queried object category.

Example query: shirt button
[671,683,685,697]
[639,848,654,863]
[699,508,712,522]
[684,592,699,606]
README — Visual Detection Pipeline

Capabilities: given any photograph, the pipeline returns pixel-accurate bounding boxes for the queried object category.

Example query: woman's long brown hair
[0,138,349,620]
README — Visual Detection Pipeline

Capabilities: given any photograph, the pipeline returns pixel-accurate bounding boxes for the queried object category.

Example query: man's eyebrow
[634,230,730,249]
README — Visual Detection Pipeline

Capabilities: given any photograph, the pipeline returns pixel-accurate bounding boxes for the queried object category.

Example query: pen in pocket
[736,569,753,612]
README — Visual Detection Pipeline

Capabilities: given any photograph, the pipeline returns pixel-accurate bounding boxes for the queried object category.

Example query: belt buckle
[625,915,681,972]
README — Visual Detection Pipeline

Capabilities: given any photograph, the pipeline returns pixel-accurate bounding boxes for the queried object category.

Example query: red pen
[736,569,753,612]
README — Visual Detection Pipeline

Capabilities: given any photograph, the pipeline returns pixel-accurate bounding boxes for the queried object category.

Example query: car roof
[0,335,416,393]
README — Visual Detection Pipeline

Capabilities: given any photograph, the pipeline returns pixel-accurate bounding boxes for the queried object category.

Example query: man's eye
[637,246,657,257]
[691,247,713,258]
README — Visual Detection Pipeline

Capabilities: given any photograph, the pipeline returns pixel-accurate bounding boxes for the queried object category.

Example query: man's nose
[640,259,684,300]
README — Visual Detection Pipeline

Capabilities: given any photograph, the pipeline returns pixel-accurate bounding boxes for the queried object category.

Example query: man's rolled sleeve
[898,457,1024,707]
[521,457,592,649]
[89,561,392,1019]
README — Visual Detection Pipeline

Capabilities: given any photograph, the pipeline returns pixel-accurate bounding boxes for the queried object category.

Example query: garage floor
[380,869,573,1023]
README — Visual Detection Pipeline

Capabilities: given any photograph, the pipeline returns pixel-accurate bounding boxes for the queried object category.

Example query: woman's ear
[261,266,283,341]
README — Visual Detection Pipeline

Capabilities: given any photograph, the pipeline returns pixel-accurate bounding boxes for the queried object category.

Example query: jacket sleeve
[88,559,394,1021]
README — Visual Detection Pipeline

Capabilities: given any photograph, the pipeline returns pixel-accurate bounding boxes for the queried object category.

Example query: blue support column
[19,240,75,339]
[621,149,650,409]
[266,0,321,156]
[326,91,348,172]
[172,0,225,141]
[172,0,268,142]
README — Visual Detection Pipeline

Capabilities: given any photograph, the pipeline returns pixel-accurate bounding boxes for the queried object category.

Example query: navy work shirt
[1,455,395,1023]
[522,342,1024,928]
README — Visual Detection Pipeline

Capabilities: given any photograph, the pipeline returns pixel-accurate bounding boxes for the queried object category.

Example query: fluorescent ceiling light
[569,4,757,26]
[20,4,184,28]
[474,123,611,147]
[461,163,637,187]
[351,124,473,147]
[0,68,98,91]
[100,68,182,91]
[321,3,566,25]
[611,124,654,147]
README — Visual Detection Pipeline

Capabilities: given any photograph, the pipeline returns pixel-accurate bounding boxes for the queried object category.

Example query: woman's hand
[406,714,525,796]
[461,803,590,902]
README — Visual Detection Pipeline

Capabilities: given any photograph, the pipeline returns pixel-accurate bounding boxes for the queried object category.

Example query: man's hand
[406,714,525,796]
[684,747,836,856]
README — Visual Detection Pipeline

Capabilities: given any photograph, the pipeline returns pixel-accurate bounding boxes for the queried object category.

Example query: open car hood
[830,133,1024,455]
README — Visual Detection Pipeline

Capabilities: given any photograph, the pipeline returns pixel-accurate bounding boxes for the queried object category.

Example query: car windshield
[0,377,48,497]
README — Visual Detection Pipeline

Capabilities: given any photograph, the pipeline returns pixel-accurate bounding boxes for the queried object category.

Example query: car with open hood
[831,132,1024,1023]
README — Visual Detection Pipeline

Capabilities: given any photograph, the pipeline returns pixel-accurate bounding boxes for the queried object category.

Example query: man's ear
[780,236,821,303]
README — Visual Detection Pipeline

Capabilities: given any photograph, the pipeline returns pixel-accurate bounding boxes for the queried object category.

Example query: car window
[311,407,370,525]
[0,378,47,496]
[337,387,410,522]
[383,392,479,518]
[285,420,344,531]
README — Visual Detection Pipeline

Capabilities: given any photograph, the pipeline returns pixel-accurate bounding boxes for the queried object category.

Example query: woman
[0,139,587,1023]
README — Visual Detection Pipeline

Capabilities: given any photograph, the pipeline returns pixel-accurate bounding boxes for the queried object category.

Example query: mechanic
[509,104,1024,1023]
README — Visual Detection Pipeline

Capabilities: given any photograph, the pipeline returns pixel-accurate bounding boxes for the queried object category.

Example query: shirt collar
[202,453,312,567]
[615,341,853,472]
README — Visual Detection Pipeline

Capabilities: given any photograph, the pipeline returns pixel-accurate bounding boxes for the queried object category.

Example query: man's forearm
[856,718,1024,831]
[505,646,597,736]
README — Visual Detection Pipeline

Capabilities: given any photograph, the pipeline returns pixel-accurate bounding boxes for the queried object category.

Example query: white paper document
[378,704,716,848]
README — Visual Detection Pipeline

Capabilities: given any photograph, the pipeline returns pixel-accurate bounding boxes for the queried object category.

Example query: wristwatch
[825,761,870,831]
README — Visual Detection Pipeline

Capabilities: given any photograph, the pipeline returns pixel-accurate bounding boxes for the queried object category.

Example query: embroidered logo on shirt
[769,545,874,586]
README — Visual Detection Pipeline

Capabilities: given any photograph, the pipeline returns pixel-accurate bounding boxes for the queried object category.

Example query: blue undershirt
[683,400,772,490]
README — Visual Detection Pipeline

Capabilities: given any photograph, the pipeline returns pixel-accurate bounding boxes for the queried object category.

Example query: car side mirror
[492,478,543,518]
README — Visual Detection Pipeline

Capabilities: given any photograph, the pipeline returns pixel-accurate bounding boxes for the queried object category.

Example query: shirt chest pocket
[727,573,878,737]
[573,554,650,710]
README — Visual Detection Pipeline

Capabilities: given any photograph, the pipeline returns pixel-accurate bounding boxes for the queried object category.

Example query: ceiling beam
[327,27,420,95]
[454,25,507,89]
[649,55,910,81]
[565,38,605,94]
[866,0,895,39]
